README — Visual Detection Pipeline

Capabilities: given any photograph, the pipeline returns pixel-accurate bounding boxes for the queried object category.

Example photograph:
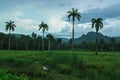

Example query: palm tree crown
[32,32,37,39]
[5,20,16,32]
[67,8,81,22]
[46,34,53,40]
[39,22,48,32]
[91,18,103,33]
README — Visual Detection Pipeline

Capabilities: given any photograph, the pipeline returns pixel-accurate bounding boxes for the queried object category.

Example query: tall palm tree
[5,20,16,50]
[46,34,53,51]
[67,8,81,52]
[91,18,103,55]
[32,32,37,50]
[39,22,48,51]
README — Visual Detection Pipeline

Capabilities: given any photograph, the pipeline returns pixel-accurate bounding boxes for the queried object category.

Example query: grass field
[0,50,120,80]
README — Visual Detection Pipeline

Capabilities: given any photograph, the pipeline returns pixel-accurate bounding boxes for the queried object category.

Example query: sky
[0,0,120,38]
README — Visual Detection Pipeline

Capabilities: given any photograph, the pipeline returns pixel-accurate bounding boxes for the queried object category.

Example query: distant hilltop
[74,32,120,44]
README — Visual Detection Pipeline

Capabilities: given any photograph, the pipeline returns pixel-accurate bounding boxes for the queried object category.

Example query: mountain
[74,32,120,44]
[61,38,69,43]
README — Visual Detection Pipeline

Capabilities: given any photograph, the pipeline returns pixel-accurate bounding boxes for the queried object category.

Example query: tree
[46,34,54,51]
[5,20,16,50]
[91,18,103,55]
[110,37,115,52]
[57,38,62,50]
[0,33,5,50]
[36,36,42,50]
[99,39,105,51]
[39,22,48,51]
[67,8,81,52]
[32,32,37,50]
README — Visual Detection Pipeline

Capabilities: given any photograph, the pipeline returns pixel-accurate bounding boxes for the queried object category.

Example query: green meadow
[0,50,119,80]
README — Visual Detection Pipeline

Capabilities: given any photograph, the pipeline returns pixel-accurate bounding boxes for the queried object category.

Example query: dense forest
[0,32,120,51]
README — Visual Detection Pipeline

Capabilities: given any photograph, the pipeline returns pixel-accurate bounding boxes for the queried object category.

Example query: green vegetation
[0,50,119,80]
[0,7,119,80]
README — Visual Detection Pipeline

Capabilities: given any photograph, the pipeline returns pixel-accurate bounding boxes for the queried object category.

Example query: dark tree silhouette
[32,32,37,50]
[91,18,103,55]
[46,34,54,51]
[67,8,81,52]
[39,22,48,51]
[110,37,115,52]
[5,20,16,50]
[57,38,62,50]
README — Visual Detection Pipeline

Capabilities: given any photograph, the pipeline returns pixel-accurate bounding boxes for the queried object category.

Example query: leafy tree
[46,34,54,51]
[39,22,48,51]
[91,18,103,55]
[5,20,16,50]
[67,8,81,52]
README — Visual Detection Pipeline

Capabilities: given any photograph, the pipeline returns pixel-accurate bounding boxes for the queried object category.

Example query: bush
[26,63,47,77]
[0,68,29,80]
[57,64,72,74]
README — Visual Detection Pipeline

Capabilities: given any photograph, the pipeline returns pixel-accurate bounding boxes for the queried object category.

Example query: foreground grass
[0,50,120,80]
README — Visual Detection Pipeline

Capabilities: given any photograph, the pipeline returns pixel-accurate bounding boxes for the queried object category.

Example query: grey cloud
[81,4,120,23]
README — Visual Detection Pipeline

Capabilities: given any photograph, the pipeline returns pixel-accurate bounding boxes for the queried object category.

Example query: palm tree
[46,34,53,51]
[91,18,103,55]
[5,20,16,50]
[67,8,81,52]
[57,38,62,50]
[39,22,48,51]
[32,32,37,50]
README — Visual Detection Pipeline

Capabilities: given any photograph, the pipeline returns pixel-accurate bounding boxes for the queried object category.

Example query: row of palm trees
[5,8,103,55]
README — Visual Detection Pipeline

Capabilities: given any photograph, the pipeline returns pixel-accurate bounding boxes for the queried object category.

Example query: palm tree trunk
[96,32,98,55]
[58,43,60,50]
[48,40,50,51]
[33,39,35,50]
[72,17,75,53]
[1,38,3,50]
[8,30,11,50]
[112,44,114,52]
[42,30,44,51]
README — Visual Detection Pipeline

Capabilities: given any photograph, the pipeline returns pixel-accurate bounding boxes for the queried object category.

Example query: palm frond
[67,8,81,22]
[5,20,16,32]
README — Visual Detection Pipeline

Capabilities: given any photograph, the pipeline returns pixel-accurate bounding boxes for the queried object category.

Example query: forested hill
[74,32,120,44]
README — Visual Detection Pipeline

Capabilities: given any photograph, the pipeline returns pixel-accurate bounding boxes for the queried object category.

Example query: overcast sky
[0,0,120,38]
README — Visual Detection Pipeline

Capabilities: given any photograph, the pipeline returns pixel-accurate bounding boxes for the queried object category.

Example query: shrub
[26,63,47,77]
[57,64,72,74]
[0,68,29,80]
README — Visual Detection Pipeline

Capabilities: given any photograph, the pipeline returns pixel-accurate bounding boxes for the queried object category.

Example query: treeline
[0,32,120,51]
[0,32,61,50]
[76,39,120,51]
